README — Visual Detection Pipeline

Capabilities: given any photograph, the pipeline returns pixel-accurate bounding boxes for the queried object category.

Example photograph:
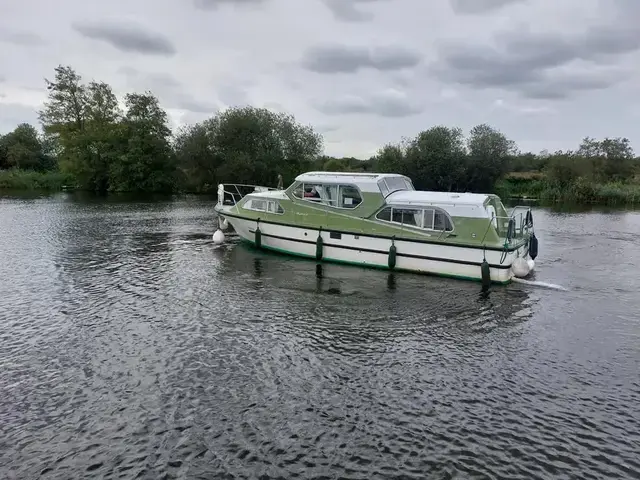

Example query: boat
[213,172,539,285]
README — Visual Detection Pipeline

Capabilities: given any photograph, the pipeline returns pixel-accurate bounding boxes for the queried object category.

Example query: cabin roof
[294,171,409,186]
[385,190,490,207]
[246,189,289,199]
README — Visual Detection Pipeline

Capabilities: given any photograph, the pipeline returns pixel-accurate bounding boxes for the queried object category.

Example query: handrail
[217,183,278,207]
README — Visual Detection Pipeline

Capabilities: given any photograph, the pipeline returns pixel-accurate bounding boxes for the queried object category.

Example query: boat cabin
[285,171,508,225]
[287,172,414,210]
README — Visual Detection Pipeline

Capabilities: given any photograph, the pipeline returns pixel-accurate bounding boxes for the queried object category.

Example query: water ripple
[0,195,638,479]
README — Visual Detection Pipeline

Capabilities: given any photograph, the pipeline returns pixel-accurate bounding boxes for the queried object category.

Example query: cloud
[72,21,176,56]
[194,0,267,9]
[449,0,527,14]
[315,89,423,117]
[1,0,640,158]
[0,31,45,46]
[117,67,218,114]
[0,103,39,133]
[302,44,421,73]
[322,0,389,22]
[431,22,640,99]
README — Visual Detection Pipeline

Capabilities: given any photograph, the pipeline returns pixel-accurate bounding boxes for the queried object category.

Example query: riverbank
[3,168,640,206]
[0,169,75,191]
[496,172,640,205]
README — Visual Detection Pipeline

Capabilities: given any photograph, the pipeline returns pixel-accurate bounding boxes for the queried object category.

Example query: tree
[173,122,220,193]
[63,81,123,191]
[405,126,466,191]
[465,123,517,192]
[373,143,407,175]
[174,106,323,191]
[577,136,634,181]
[39,65,88,135]
[110,92,176,192]
[0,123,55,171]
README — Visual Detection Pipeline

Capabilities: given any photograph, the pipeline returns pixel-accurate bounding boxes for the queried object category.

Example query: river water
[0,193,638,479]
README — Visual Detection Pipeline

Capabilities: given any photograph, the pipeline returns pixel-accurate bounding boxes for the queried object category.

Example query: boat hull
[221,213,532,285]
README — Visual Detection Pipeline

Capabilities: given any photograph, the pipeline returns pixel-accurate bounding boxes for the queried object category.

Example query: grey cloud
[521,75,616,100]
[118,66,217,114]
[317,124,340,134]
[322,0,387,22]
[302,45,421,73]
[0,31,45,46]
[217,84,249,106]
[449,0,526,14]
[118,67,181,89]
[316,92,423,117]
[173,95,218,113]
[432,22,640,98]
[194,0,266,9]
[0,103,39,133]
[72,21,176,56]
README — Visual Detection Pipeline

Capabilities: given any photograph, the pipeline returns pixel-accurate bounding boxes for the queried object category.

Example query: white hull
[221,214,533,284]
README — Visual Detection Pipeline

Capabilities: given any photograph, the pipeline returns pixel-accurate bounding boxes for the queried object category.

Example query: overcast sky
[1,0,639,158]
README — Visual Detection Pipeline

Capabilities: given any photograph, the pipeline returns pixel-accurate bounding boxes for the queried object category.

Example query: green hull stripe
[217,209,528,253]
[240,239,512,285]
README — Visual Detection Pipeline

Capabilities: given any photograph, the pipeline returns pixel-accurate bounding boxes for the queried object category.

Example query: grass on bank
[2,168,639,206]
[0,169,75,191]
[496,172,640,205]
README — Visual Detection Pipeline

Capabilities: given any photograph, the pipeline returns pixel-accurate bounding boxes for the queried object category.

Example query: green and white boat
[213,171,539,284]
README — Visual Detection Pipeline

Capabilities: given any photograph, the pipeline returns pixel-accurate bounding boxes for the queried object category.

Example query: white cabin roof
[386,190,490,206]
[294,171,412,193]
[385,191,491,218]
[247,189,289,200]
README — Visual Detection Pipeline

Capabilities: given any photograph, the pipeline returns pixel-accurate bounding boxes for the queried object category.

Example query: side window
[340,185,362,208]
[321,184,339,207]
[376,207,392,221]
[434,211,453,231]
[423,209,434,229]
[242,198,284,214]
[303,184,323,202]
[294,182,362,209]
[376,206,453,231]
[378,179,390,197]
[252,199,267,211]
[393,208,422,226]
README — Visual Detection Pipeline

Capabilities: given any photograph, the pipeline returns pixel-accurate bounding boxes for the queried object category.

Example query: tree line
[1,64,639,203]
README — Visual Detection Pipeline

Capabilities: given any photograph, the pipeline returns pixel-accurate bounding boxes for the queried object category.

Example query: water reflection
[221,241,536,339]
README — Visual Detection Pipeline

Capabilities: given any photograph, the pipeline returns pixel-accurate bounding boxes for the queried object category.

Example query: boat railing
[484,209,533,246]
[217,183,278,207]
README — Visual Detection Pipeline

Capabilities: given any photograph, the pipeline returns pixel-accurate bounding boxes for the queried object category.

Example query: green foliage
[0,123,56,171]
[174,106,322,192]
[2,64,640,206]
[0,169,74,190]
[36,66,177,193]
[372,124,514,193]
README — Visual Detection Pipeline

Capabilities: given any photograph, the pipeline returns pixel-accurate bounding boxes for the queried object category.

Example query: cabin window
[293,183,362,209]
[340,185,362,208]
[381,176,414,196]
[376,206,392,221]
[392,208,422,226]
[375,206,453,231]
[243,198,284,214]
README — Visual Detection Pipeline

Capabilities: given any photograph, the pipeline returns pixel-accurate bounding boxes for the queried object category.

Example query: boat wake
[512,277,568,291]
